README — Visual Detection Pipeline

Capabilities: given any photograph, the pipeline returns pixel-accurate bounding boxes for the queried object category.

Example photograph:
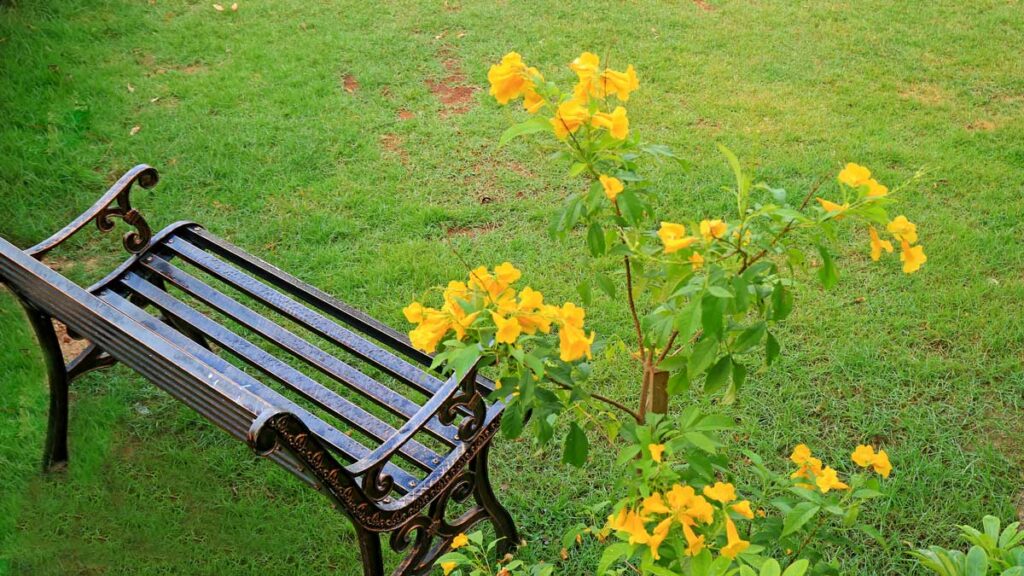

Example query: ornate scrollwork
[27,164,159,259]
[360,459,396,502]
[438,369,488,442]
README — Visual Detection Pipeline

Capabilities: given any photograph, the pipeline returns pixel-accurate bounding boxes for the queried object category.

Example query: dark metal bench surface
[0,165,518,576]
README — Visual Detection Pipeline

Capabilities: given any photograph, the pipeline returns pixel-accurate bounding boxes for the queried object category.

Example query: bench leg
[356,525,385,576]
[23,306,70,472]
[472,443,519,556]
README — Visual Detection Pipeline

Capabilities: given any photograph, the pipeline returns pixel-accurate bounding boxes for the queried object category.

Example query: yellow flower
[790,444,813,465]
[443,281,470,314]
[409,309,451,353]
[657,221,698,254]
[599,174,624,201]
[569,52,602,101]
[731,500,754,520]
[720,517,750,559]
[681,523,705,556]
[851,445,877,468]
[899,240,927,273]
[607,508,651,545]
[451,533,469,549]
[649,443,666,463]
[590,106,629,140]
[515,287,554,335]
[791,456,824,481]
[488,52,535,105]
[817,198,850,218]
[451,310,481,340]
[558,302,586,329]
[596,65,640,101]
[403,301,425,324]
[648,518,672,560]
[558,325,595,362]
[642,493,670,516]
[441,561,458,576]
[838,162,872,188]
[491,312,522,344]
[866,178,889,197]
[887,215,918,244]
[665,484,715,527]
[523,88,545,114]
[551,100,590,139]
[699,219,727,241]
[689,252,704,271]
[815,466,849,493]
[872,449,892,478]
[868,227,894,261]
[494,262,522,284]
[702,482,737,504]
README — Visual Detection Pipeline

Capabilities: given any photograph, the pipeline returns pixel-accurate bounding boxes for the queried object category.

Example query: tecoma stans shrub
[406,51,930,575]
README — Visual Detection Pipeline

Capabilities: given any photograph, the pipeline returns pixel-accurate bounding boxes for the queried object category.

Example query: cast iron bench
[0,165,518,576]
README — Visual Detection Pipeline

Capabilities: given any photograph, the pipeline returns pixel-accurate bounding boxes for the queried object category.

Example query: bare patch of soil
[380,133,409,165]
[342,74,359,93]
[397,109,415,120]
[899,83,951,106]
[966,119,996,132]
[53,320,90,362]
[693,0,715,11]
[426,48,478,117]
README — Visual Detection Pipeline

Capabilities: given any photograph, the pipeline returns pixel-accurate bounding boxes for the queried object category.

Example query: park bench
[0,165,518,576]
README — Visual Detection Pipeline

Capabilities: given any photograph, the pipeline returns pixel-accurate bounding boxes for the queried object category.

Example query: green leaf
[563,422,589,467]
[596,273,616,298]
[683,431,719,454]
[668,368,690,395]
[726,361,747,404]
[781,559,810,576]
[702,294,725,340]
[708,285,734,299]
[689,337,718,376]
[577,281,592,306]
[817,244,839,289]
[771,283,793,320]
[733,322,766,354]
[704,355,732,395]
[597,541,632,575]
[617,190,645,224]
[782,502,820,537]
[965,545,989,576]
[501,402,524,438]
[587,222,606,256]
[760,559,781,576]
[766,331,781,365]
[498,115,551,146]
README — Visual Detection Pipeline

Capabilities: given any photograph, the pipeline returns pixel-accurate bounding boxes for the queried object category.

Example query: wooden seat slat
[99,288,422,491]
[121,270,450,470]
[165,237,448,398]
[137,256,457,443]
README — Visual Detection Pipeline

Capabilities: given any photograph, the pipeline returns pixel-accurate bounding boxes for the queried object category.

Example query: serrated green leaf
[782,502,820,537]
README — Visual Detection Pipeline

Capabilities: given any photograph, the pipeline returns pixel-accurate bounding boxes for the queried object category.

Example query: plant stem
[552,381,640,423]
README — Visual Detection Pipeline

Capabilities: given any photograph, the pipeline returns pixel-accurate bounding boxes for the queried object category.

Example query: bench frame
[0,165,519,576]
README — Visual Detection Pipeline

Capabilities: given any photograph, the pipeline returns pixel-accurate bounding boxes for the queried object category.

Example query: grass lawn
[1,0,1023,574]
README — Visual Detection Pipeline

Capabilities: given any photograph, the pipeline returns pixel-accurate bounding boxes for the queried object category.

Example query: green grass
[1,0,1023,574]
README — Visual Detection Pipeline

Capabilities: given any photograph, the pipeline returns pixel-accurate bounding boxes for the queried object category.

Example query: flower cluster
[827,163,927,273]
[488,51,636,143]
[851,444,892,477]
[656,218,730,270]
[606,481,753,562]
[404,263,594,362]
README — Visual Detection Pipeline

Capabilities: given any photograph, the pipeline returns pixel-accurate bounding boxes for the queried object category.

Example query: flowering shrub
[436,531,553,576]
[912,517,1024,576]
[408,50,930,575]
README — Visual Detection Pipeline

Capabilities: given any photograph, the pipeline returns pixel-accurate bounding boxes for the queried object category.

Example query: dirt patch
[342,73,359,93]
[425,48,478,117]
[380,133,409,165]
[446,222,500,238]
[53,320,90,362]
[397,109,416,120]
[693,0,715,11]
[899,83,951,106]
[966,119,996,132]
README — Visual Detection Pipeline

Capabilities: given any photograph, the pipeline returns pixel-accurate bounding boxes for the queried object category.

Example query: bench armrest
[27,165,159,259]
[346,364,485,500]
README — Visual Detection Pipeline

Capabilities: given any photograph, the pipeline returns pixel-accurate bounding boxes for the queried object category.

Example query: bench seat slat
[120,270,448,471]
[134,257,458,444]
[99,289,419,491]
[169,234,449,396]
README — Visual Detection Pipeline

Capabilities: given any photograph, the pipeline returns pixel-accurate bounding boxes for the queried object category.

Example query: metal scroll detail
[438,370,488,442]
[389,469,489,576]
[27,164,159,259]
